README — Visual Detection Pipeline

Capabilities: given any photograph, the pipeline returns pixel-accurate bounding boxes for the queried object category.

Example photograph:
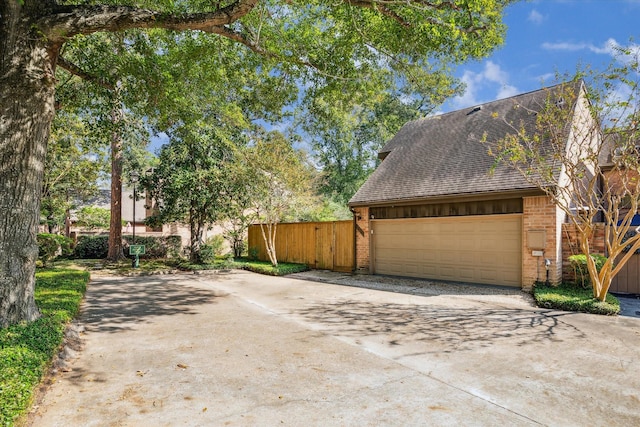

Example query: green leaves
[144,121,246,261]
[0,269,88,425]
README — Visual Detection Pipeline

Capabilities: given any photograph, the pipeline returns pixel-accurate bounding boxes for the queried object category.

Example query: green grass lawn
[60,257,309,277]
[173,257,309,276]
[533,282,620,315]
[0,268,89,426]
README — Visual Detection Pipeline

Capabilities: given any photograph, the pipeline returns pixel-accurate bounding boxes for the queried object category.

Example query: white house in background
[71,188,227,251]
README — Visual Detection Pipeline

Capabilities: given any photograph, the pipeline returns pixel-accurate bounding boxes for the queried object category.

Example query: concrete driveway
[29,270,640,426]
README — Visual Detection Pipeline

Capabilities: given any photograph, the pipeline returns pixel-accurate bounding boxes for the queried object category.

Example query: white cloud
[542,38,640,67]
[452,70,482,108]
[451,61,519,109]
[542,38,620,55]
[590,38,619,55]
[536,72,556,83]
[527,10,544,25]
[483,61,509,83]
[541,41,589,52]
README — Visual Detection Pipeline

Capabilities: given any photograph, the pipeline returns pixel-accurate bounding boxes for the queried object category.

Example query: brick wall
[522,195,562,288]
[561,223,606,281]
[353,206,370,273]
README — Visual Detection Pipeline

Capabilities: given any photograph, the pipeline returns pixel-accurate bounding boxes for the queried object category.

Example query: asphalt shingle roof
[349,81,583,206]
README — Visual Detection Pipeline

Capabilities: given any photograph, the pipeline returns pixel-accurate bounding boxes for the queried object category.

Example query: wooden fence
[248,221,354,272]
[610,253,640,294]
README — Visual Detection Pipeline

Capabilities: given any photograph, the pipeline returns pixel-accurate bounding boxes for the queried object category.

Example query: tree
[298,69,458,204]
[220,163,256,258]
[43,110,107,234]
[76,206,111,230]
[246,131,315,266]
[56,33,154,261]
[145,125,239,263]
[484,47,640,301]
[0,0,512,326]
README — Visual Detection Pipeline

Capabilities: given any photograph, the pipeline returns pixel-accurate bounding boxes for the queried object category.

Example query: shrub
[223,229,247,258]
[165,235,182,258]
[205,234,226,256]
[248,247,259,261]
[198,244,216,264]
[533,282,620,315]
[123,235,180,259]
[569,254,609,289]
[73,235,109,259]
[73,234,183,259]
[37,233,73,267]
[191,235,226,264]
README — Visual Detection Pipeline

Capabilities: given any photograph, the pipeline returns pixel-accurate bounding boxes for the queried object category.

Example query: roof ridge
[412,79,580,124]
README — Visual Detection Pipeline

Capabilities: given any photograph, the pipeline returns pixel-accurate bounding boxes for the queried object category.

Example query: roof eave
[348,188,547,208]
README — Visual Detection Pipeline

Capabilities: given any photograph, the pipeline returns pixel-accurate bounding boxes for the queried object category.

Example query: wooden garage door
[372,214,522,287]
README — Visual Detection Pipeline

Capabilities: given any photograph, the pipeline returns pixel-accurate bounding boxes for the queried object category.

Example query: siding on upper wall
[369,198,523,220]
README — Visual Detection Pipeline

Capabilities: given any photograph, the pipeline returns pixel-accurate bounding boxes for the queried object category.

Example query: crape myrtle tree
[0,0,513,325]
[245,130,315,267]
[220,159,256,258]
[484,46,640,301]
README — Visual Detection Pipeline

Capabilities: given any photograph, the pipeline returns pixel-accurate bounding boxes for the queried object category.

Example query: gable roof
[349,81,584,207]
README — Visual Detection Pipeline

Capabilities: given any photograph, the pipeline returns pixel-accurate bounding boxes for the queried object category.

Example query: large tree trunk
[106,87,126,261]
[0,1,58,327]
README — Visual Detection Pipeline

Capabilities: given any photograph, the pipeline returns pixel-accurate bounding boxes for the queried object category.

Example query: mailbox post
[129,245,145,269]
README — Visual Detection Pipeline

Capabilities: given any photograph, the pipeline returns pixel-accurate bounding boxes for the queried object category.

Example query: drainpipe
[350,207,357,273]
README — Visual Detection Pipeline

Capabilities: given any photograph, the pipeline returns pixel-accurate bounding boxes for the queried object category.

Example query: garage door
[372,214,522,287]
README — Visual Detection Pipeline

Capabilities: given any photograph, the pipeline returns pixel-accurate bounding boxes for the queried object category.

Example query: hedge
[73,234,182,259]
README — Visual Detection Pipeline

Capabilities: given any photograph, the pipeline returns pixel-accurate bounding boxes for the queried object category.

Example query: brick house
[348,81,597,290]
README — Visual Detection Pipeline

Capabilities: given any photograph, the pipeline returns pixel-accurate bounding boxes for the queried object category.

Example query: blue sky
[441,0,640,112]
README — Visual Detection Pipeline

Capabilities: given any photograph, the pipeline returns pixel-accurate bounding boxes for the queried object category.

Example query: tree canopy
[1,0,514,326]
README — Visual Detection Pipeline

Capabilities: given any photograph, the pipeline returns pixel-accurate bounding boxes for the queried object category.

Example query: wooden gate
[611,253,640,294]
[248,221,354,272]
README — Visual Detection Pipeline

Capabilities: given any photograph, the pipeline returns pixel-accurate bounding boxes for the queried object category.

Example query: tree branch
[41,1,260,42]
[57,56,114,90]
